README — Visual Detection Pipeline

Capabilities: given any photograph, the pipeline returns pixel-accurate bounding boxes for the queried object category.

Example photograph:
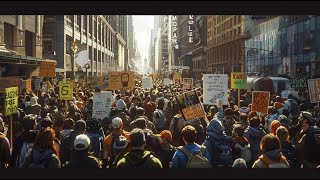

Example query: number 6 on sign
[59,81,73,100]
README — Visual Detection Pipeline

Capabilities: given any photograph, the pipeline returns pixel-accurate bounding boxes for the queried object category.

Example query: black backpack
[60,131,75,165]
[207,136,233,167]
[110,134,129,164]
[281,142,298,168]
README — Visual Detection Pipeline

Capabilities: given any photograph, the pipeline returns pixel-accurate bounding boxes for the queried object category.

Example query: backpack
[144,132,162,156]
[248,130,264,162]
[281,143,298,168]
[234,143,251,163]
[304,126,320,164]
[59,131,75,165]
[178,146,212,168]
[153,109,165,133]
[208,137,233,167]
[16,142,33,168]
[258,154,289,168]
[27,150,54,168]
[111,134,129,164]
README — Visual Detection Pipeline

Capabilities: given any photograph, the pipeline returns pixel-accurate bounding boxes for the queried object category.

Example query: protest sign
[39,61,56,77]
[251,91,270,113]
[183,78,193,91]
[4,87,18,116]
[176,90,206,121]
[231,72,247,89]
[164,78,170,86]
[142,77,153,89]
[59,81,73,100]
[92,91,113,119]
[203,74,228,105]
[108,71,134,90]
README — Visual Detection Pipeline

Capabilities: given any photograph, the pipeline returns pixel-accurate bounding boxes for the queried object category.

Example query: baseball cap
[112,117,123,129]
[160,130,173,141]
[74,134,91,151]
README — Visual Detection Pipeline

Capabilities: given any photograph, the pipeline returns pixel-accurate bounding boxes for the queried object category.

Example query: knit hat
[116,99,126,111]
[74,134,91,151]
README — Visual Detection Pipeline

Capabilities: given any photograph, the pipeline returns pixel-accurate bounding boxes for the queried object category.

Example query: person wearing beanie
[116,128,163,168]
[156,130,177,168]
[65,134,101,168]
[110,99,131,131]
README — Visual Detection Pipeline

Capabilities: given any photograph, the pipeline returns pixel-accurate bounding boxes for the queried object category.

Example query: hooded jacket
[65,150,101,168]
[116,149,162,168]
[252,149,290,168]
[243,127,266,162]
[22,146,61,168]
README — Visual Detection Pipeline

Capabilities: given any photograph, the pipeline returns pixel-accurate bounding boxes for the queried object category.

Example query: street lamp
[71,41,78,80]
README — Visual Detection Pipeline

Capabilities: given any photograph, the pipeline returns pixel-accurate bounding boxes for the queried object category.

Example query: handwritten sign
[39,61,56,77]
[0,77,21,93]
[5,87,18,116]
[142,77,153,89]
[92,91,113,119]
[308,78,320,103]
[251,91,270,113]
[59,81,73,100]
[164,78,171,86]
[108,71,134,90]
[176,90,206,121]
[203,74,228,105]
[173,72,182,83]
[183,78,193,91]
[231,72,247,89]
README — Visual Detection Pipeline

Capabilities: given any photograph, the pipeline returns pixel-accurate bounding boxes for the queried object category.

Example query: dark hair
[33,127,57,155]
[130,128,146,147]
[63,118,75,129]
[181,125,197,144]
[23,115,37,131]
[233,123,245,137]
[260,134,281,152]
[135,118,147,129]
[249,116,261,128]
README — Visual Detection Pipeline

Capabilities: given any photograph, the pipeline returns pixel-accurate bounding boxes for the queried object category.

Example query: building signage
[172,15,178,49]
[188,15,194,43]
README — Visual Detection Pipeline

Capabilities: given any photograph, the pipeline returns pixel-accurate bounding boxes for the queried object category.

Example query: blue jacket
[171,143,211,168]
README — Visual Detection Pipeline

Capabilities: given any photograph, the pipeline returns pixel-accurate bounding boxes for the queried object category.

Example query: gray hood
[206,119,225,140]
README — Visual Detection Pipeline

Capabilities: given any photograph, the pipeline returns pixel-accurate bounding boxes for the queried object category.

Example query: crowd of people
[0,74,320,169]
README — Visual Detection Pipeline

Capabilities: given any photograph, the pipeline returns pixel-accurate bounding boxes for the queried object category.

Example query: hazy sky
[132,15,154,59]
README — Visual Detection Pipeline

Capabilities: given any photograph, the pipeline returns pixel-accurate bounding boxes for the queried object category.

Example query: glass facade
[245,16,320,78]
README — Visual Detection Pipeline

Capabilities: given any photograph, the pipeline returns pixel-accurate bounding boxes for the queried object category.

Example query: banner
[108,71,134,90]
[308,78,320,103]
[142,77,153,89]
[203,74,228,105]
[39,61,56,77]
[176,90,206,121]
[291,78,307,89]
[231,72,247,89]
[251,91,270,113]
[163,78,171,86]
[59,81,73,100]
[0,77,21,93]
[173,72,182,83]
[5,87,18,116]
[92,91,113,119]
[183,78,193,91]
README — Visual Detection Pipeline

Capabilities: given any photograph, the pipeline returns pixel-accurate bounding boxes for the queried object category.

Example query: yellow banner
[39,61,56,77]
[108,71,134,90]
[59,81,73,100]
[5,87,19,116]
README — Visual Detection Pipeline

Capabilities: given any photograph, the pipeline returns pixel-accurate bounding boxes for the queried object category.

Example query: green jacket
[116,149,163,168]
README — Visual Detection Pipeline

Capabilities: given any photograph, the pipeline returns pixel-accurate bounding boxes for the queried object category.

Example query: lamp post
[71,42,78,80]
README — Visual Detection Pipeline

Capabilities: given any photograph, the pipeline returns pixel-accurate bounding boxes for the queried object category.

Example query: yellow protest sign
[251,91,270,113]
[59,81,73,100]
[0,77,21,93]
[39,61,56,77]
[108,71,134,90]
[231,72,247,89]
[173,72,182,83]
[5,87,19,116]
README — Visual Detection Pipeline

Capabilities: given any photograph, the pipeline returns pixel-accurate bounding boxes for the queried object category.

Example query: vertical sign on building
[308,78,320,103]
[188,15,194,43]
[172,15,178,49]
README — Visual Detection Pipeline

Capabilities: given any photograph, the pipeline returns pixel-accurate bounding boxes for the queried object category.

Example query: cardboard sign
[163,78,171,86]
[203,74,228,105]
[308,78,320,103]
[108,71,134,90]
[22,79,32,93]
[92,91,113,119]
[59,81,73,100]
[0,77,21,93]
[251,91,270,113]
[173,72,182,83]
[39,61,56,77]
[176,90,206,121]
[231,72,247,89]
[142,77,153,89]
[5,87,18,116]
[183,78,193,91]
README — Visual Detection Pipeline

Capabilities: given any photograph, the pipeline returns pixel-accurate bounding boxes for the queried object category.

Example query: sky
[132,15,154,59]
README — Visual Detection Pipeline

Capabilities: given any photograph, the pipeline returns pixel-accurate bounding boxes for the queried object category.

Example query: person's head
[63,118,75,129]
[68,104,76,114]
[34,127,57,154]
[248,111,257,120]
[232,123,245,138]
[116,99,126,111]
[130,128,146,149]
[157,98,165,110]
[74,134,91,152]
[239,113,248,123]
[239,100,247,108]
[160,130,173,143]
[136,107,145,117]
[134,117,147,130]
[74,120,86,134]
[30,97,38,106]
[41,116,53,129]
[249,116,261,128]
[275,96,281,102]
[232,158,247,168]
[260,134,281,152]
[276,126,289,142]
[209,106,217,116]
[224,108,234,118]
[112,117,123,130]
[181,125,197,145]
[298,111,313,129]
[271,120,281,135]
[23,114,37,131]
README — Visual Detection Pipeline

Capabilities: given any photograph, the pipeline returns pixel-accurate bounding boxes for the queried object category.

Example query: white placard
[164,78,170,86]
[142,77,153,89]
[203,74,228,105]
[92,91,113,119]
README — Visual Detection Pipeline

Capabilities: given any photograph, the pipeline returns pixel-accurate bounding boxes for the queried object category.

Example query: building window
[43,39,53,54]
